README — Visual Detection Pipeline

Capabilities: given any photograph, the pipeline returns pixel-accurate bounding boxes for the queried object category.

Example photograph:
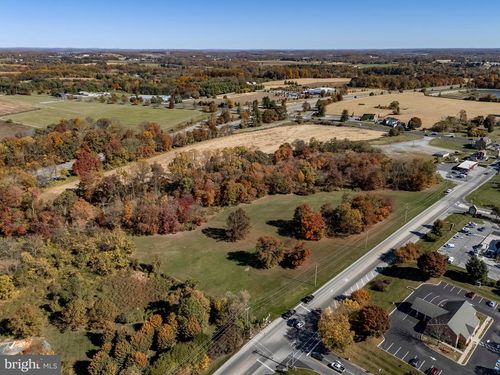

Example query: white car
[448,256,455,264]
[445,188,453,194]
[295,320,305,329]
[444,243,455,248]
[330,360,346,373]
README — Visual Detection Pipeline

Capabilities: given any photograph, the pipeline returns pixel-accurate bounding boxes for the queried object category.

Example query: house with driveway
[411,297,480,348]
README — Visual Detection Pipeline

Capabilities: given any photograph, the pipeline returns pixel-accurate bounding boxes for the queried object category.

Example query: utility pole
[314,264,318,287]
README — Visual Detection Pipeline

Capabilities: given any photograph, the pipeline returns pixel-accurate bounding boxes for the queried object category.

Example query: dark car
[281,309,296,320]
[409,357,419,368]
[478,227,486,232]
[465,291,476,298]
[427,367,440,375]
[310,352,324,361]
[302,295,315,304]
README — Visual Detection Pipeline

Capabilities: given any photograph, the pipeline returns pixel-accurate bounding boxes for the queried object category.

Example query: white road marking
[439,299,448,306]
[386,342,394,351]
[418,360,426,370]
[306,340,321,356]
[429,295,440,303]
[442,282,449,289]
[457,288,462,295]
[256,359,274,372]
[299,304,311,312]
[450,285,455,292]
[394,347,401,356]
[355,282,359,290]
[479,297,484,303]
[423,292,432,300]
[401,351,409,360]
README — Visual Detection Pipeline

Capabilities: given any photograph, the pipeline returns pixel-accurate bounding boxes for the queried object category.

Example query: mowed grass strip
[466,173,500,209]
[0,94,208,130]
[134,181,451,318]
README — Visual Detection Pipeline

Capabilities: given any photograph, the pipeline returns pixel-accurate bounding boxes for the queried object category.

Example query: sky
[1,0,499,50]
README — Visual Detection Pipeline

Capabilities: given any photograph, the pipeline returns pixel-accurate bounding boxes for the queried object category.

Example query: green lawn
[282,369,320,375]
[466,174,500,209]
[368,132,423,145]
[134,181,451,318]
[429,136,471,151]
[0,94,208,130]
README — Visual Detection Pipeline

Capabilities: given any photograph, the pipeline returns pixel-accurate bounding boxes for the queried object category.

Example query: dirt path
[40,124,383,201]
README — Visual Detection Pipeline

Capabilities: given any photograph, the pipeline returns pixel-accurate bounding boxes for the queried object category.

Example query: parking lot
[379,282,500,374]
[438,221,500,280]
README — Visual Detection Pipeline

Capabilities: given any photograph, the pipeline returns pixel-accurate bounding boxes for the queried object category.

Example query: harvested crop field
[0,97,36,116]
[0,120,33,138]
[40,124,383,200]
[326,91,500,128]
[262,77,351,89]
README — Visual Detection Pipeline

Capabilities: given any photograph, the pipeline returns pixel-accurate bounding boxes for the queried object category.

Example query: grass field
[326,91,500,128]
[133,181,452,318]
[428,136,472,151]
[0,94,208,130]
[466,174,500,209]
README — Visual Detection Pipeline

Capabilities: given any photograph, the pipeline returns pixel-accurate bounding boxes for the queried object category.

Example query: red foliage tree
[293,203,325,240]
[72,149,101,177]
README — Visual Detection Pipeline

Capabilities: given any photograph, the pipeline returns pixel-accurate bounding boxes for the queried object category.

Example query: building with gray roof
[411,299,480,347]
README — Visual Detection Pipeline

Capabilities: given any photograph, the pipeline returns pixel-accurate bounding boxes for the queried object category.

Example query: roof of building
[412,297,448,318]
[428,300,479,340]
[457,160,478,170]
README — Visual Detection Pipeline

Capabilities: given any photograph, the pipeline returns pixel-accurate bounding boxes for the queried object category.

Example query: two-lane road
[215,168,496,375]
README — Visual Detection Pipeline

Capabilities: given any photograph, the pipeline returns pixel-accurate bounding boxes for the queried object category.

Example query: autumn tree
[417,251,448,278]
[255,236,285,269]
[389,101,400,114]
[358,305,390,337]
[281,241,311,268]
[177,289,211,340]
[340,109,349,122]
[60,298,89,331]
[225,208,251,241]
[408,117,422,130]
[72,149,102,177]
[88,297,118,329]
[350,288,371,305]
[293,203,325,241]
[394,242,421,264]
[466,256,488,283]
[0,275,15,300]
[431,219,446,237]
[8,305,46,338]
[318,308,354,352]
[484,115,496,133]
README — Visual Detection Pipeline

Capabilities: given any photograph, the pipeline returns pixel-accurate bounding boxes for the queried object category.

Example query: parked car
[409,357,420,368]
[329,360,346,373]
[448,256,455,264]
[428,366,440,375]
[310,352,324,361]
[295,320,305,329]
[465,291,476,298]
[444,243,455,248]
[445,188,452,194]
[478,227,486,232]
[487,300,497,308]
[282,309,296,319]
[302,295,314,304]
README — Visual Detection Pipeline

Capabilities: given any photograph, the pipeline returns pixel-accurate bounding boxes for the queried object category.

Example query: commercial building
[411,298,480,347]
[456,160,478,173]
